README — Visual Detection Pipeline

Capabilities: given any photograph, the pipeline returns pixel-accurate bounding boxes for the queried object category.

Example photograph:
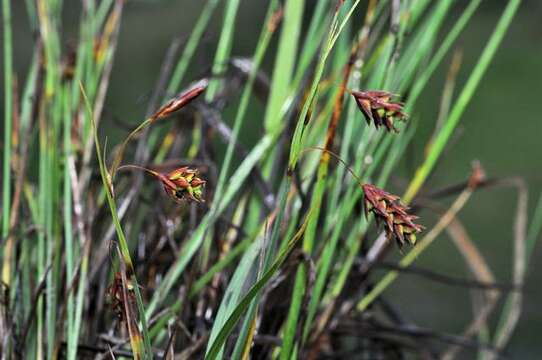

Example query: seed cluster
[351,90,407,132]
[158,167,206,203]
[362,184,423,247]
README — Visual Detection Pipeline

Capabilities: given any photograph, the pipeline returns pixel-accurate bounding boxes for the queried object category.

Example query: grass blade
[80,83,152,359]
[1,0,14,286]
[403,0,522,203]
[205,213,311,360]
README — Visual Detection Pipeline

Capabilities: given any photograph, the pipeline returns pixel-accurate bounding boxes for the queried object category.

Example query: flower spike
[150,79,208,122]
[118,165,206,203]
[362,184,423,248]
[351,90,407,132]
[159,166,206,203]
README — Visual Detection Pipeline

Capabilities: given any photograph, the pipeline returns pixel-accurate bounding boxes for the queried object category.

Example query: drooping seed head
[118,164,206,203]
[158,166,206,203]
[362,184,423,248]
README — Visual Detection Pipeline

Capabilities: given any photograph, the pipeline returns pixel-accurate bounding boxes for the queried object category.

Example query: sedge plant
[1,0,539,359]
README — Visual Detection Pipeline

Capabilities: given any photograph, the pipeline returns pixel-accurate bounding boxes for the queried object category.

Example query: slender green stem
[214,0,279,222]
[109,118,152,178]
[2,0,13,284]
[81,83,152,359]
[167,0,221,96]
[205,0,241,101]
[405,0,481,110]
[63,85,76,360]
[263,0,305,132]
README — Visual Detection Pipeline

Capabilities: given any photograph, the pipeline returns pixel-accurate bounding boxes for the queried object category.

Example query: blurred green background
[4,0,542,357]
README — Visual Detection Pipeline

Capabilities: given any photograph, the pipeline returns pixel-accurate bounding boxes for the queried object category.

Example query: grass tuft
[0,1,536,359]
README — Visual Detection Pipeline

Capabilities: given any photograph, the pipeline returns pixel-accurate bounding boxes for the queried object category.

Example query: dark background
[3,0,542,357]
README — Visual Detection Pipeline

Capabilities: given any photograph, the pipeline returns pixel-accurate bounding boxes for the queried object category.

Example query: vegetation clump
[0,0,535,359]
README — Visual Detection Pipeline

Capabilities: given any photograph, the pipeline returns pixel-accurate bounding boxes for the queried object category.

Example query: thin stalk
[63,85,76,360]
[109,118,152,177]
[213,0,279,217]
[81,84,152,359]
[406,0,482,110]
[167,0,221,96]
[199,0,241,272]
[263,0,306,132]
[1,0,13,285]
[205,0,240,100]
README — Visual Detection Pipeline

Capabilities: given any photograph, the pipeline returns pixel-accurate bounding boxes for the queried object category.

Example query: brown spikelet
[351,90,407,132]
[157,167,206,203]
[150,79,208,122]
[118,164,206,203]
[362,184,423,248]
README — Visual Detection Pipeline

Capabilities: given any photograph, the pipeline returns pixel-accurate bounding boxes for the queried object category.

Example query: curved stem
[110,118,152,179]
[302,146,365,188]
[116,164,159,178]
